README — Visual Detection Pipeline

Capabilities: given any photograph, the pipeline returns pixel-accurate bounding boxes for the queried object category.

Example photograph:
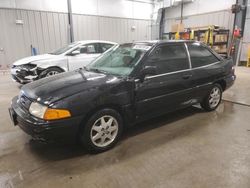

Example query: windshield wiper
[89,68,108,74]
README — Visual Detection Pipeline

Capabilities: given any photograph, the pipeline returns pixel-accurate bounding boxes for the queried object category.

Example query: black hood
[21,69,122,104]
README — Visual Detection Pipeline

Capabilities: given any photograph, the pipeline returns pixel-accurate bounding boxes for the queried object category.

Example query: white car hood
[13,54,58,66]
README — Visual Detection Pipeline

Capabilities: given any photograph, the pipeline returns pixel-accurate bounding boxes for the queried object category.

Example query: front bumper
[9,96,82,142]
[11,67,38,84]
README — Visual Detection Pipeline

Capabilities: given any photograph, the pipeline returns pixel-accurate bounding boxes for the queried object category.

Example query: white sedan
[11,40,117,84]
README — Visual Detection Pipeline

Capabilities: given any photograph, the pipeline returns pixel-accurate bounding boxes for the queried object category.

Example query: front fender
[34,58,68,72]
[51,80,135,124]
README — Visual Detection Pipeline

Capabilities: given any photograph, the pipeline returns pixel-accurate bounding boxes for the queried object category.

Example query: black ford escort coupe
[9,40,236,152]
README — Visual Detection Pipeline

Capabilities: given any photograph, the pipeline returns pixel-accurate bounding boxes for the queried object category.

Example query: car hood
[21,69,122,105]
[13,54,58,66]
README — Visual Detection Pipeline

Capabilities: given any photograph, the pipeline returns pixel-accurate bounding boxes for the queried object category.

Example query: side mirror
[139,66,157,81]
[70,50,80,56]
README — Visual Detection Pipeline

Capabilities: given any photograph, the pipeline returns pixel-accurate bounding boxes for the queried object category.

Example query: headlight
[29,102,71,120]
[29,102,48,119]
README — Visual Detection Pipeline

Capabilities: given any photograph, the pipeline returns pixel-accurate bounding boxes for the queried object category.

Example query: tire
[79,108,123,153]
[39,67,63,79]
[201,84,222,111]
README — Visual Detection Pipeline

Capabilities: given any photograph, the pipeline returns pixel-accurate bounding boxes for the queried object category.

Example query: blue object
[31,45,38,56]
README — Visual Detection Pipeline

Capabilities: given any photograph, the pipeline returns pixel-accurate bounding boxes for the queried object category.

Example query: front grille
[18,94,32,110]
[20,64,37,70]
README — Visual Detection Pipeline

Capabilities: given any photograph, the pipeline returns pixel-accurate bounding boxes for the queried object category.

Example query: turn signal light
[43,109,71,120]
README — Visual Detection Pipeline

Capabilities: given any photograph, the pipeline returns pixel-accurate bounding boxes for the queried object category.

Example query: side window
[77,44,99,54]
[78,46,87,54]
[147,44,189,74]
[187,43,219,68]
[86,44,98,53]
[100,43,114,52]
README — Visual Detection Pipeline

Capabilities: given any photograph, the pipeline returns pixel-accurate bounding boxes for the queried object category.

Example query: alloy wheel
[90,115,119,147]
[208,87,221,108]
[46,71,59,77]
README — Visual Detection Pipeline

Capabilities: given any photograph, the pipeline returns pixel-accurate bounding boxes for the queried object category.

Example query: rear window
[187,43,219,68]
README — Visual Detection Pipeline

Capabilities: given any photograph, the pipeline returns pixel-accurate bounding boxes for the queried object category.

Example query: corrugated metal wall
[0,8,69,69]
[72,14,151,43]
[0,8,151,69]
[240,2,250,61]
[164,10,235,33]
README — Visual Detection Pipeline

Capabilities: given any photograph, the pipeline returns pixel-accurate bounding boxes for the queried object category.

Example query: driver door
[67,43,101,70]
[135,43,194,120]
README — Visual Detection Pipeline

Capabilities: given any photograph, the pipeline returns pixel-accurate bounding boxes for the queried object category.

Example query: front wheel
[39,67,63,79]
[201,84,222,111]
[79,109,123,153]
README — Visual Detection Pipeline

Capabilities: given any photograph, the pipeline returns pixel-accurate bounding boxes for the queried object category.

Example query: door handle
[182,74,192,79]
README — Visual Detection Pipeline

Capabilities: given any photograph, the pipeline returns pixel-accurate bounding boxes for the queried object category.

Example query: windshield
[87,43,152,76]
[49,42,79,55]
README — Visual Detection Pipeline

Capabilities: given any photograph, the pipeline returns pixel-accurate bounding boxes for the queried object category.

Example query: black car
[9,40,236,152]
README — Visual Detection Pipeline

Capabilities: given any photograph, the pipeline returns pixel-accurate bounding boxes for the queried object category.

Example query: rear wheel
[39,67,63,78]
[79,109,123,153]
[201,84,222,111]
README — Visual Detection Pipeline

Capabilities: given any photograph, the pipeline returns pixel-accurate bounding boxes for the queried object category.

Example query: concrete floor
[0,68,250,188]
[223,67,250,105]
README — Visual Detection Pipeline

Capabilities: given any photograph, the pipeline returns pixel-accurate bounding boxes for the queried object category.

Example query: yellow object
[247,46,250,67]
[175,32,180,40]
[190,30,195,40]
[204,30,209,43]
[204,26,214,45]
[209,28,213,45]
[44,109,71,120]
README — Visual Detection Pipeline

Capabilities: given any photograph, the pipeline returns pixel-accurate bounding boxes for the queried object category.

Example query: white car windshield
[87,43,152,76]
[49,42,79,55]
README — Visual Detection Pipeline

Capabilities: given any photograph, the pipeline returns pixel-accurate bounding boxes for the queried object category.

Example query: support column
[67,0,74,43]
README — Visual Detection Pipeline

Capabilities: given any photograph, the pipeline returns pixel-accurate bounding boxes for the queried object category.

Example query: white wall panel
[241,4,250,61]
[0,0,68,13]
[133,2,153,20]
[0,0,153,20]
[0,8,152,68]
[73,14,99,40]
[71,0,98,16]
[98,0,133,18]
[0,8,69,68]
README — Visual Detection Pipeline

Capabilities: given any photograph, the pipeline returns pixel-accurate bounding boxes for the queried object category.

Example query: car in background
[11,40,117,84]
[9,40,236,153]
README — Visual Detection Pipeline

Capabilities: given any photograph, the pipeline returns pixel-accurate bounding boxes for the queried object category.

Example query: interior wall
[164,0,236,17]
[164,10,235,33]
[73,14,151,43]
[0,0,153,20]
[163,0,236,33]
[0,8,152,69]
[240,1,250,61]
[0,8,69,69]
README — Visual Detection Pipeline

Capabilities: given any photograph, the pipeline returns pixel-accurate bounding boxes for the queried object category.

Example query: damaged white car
[11,40,117,84]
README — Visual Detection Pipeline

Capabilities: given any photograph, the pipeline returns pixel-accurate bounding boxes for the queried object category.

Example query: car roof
[76,40,117,45]
[134,40,196,45]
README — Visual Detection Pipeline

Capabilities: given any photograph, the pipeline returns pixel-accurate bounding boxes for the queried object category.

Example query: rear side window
[187,43,219,68]
[100,43,114,53]
[147,44,189,74]
[77,43,99,54]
